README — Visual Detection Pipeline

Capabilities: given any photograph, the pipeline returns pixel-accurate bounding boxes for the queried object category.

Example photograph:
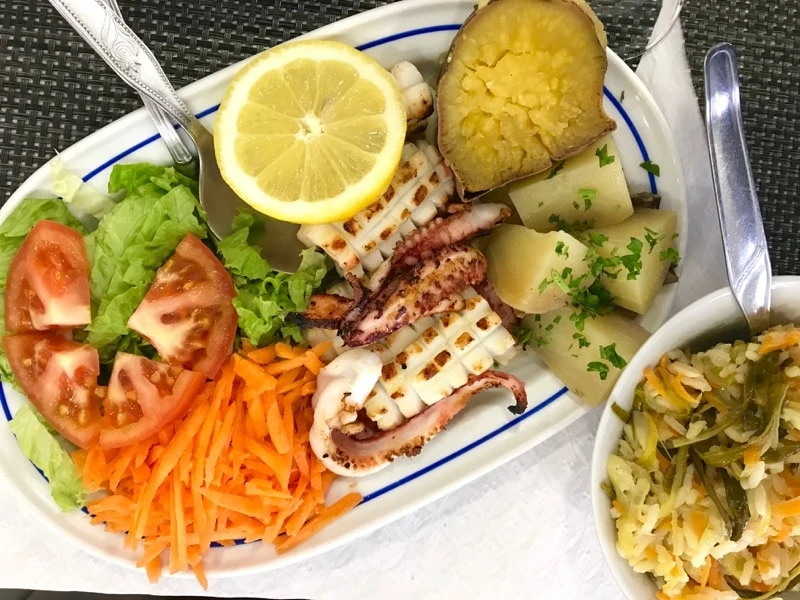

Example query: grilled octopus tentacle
[341,245,487,347]
[368,203,511,291]
[315,370,527,476]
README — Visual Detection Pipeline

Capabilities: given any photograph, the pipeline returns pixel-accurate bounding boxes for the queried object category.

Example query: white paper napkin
[0,3,728,597]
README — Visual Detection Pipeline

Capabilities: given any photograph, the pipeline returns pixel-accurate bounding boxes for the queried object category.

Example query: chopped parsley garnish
[546,161,565,180]
[547,213,594,234]
[587,361,610,380]
[555,241,569,258]
[640,160,661,177]
[579,188,597,211]
[514,325,548,349]
[587,232,608,248]
[619,90,625,102]
[595,145,615,168]
[584,245,621,279]
[573,331,590,348]
[619,237,644,280]
[549,267,573,293]
[569,281,616,332]
[660,247,682,268]
[549,213,568,230]
[572,200,580,210]
[599,343,627,368]
[644,227,665,253]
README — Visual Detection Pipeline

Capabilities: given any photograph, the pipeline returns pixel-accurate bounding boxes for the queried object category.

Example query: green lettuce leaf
[0,198,86,382]
[9,403,88,511]
[217,211,330,346]
[51,158,117,220]
[84,164,206,362]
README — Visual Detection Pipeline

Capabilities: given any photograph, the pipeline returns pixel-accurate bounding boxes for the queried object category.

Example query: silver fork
[101,0,194,169]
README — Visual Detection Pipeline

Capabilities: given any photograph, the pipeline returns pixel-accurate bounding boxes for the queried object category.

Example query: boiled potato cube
[508,135,633,232]
[587,208,678,314]
[522,308,650,406]
[485,224,592,314]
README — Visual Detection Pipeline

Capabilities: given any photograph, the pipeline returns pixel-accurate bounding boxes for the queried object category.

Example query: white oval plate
[0,0,686,578]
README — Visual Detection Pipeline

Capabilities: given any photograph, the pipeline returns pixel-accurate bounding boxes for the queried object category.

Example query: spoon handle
[47,0,207,142]
[704,43,771,334]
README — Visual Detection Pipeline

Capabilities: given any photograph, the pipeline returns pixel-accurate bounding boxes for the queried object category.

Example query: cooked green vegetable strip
[0,198,86,382]
[9,403,87,511]
[600,479,615,500]
[670,446,689,496]
[690,448,750,541]
[720,468,750,541]
[724,575,763,599]
[84,164,207,362]
[611,402,631,423]
[763,442,800,463]
[217,210,329,346]
[633,410,657,467]
[701,358,788,466]
[746,559,800,599]
[669,408,741,448]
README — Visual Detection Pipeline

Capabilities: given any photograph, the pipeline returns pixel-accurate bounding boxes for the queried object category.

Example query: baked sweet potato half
[437,0,616,198]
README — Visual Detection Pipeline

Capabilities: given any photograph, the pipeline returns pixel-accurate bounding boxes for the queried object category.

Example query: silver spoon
[100,0,196,172]
[48,0,306,273]
[705,42,772,337]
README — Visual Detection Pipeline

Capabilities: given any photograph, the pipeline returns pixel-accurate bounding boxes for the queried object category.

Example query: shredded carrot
[275,492,362,554]
[644,367,667,398]
[687,510,709,539]
[759,329,800,354]
[698,556,712,587]
[707,558,723,590]
[704,392,727,413]
[671,374,699,405]
[247,345,276,365]
[773,497,800,519]
[743,444,763,466]
[77,341,360,588]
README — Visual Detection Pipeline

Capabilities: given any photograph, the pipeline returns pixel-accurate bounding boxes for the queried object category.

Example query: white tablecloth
[0,5,729,598]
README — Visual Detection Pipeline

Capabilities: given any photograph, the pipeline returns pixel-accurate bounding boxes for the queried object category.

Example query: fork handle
[48,0,208,143]
[98,0,193,164]
[140,94,195,165]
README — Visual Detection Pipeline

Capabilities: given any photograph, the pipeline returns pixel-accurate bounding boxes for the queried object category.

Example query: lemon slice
[214,40,407,224]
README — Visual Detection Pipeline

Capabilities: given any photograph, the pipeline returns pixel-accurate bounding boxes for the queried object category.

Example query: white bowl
[591,275,800,599]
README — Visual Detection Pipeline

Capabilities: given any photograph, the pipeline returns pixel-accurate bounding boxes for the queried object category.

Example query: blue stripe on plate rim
[0,23,657,523]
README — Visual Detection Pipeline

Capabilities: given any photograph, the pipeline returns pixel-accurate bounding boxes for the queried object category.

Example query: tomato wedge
[99,353,205,449]
[5,220,90,333]
[4,333,102,448]
[127,234,237,379]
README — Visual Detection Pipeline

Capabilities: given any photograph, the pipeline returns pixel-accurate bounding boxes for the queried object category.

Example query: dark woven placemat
[1,0,797,273]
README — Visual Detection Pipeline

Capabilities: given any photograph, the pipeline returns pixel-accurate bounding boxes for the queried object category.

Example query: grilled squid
[390,61,434,134]
[313,366,527,477]
[309,349,385,477]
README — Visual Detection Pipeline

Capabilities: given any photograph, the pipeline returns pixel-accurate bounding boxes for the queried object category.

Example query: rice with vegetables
[606,325,800,599]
